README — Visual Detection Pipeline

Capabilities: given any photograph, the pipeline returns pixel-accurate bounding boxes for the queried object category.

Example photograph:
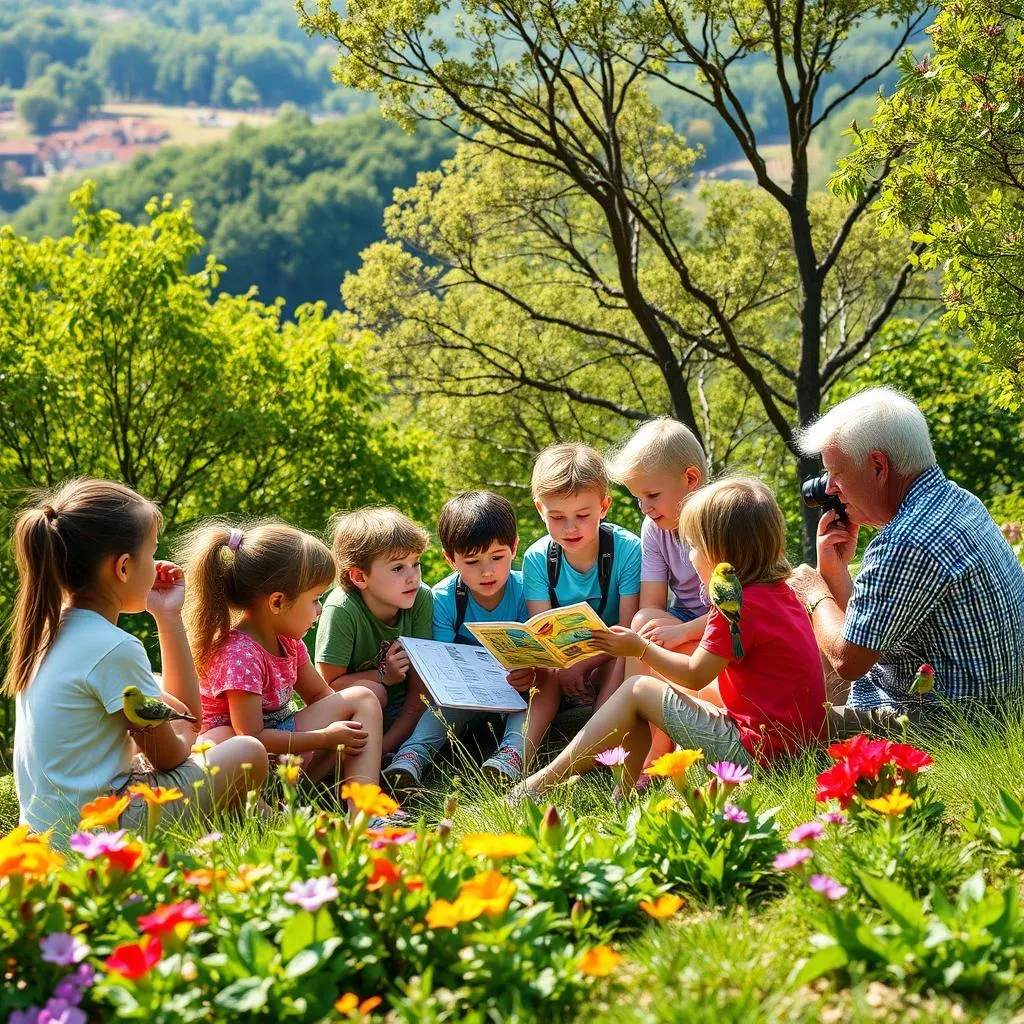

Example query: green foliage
[14,78,60,134]
[965,788,1024,866]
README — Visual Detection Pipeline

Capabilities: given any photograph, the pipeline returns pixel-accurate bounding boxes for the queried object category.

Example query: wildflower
[653,797,676,814]
[595,747,628,767]
[863,788,913,817]
[78,794,130,831]
[723,803,748,824]
[227,863,273,893]
[887,743,933,774]
[461,833,535,859]
[646,749,704,779]
[128,784,183,806]
[460,871,516,916]
[814,759,859,806]
[639,894,684,919]
[539,805,564,849]
[40,998,86,1024]
[787,821,825,845]
[773,847,814,871]
[826,734,893,781]
[426,898,478,929]
[366,827,416,851]
[137,900,209,939]
[184,868,228,892]
[366,859,402,892]
[285,875,340,913]
[40,933,90,966]
[197,832,222,847]
[104,935,163,980]
[69,830,129,860]
[104,841,144,874]
[341,782,399,818]
[818,810,847,825]
[809,874,848,901]
[8,1008,39,1024]
[335,993,383,1016]
[191,740,214,756]
[0,826,65,880]
[578,945,624,977]
[707,761,753,787]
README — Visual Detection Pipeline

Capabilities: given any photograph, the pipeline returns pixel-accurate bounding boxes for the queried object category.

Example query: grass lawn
[5,706,1024,1021]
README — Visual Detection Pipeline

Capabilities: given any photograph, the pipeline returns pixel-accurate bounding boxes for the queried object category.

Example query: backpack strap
[546,538,562,608]
[453,575,470,640]
[547,523,616,616]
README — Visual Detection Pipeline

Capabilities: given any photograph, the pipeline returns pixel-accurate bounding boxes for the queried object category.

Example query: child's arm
[639,612,708,649]
[589,626,727,690]
[295,660,337,706]
[637,581,669,611]
[227,690,365,755]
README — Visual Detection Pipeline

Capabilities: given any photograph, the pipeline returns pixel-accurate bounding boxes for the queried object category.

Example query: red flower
[815,759,860,806]
[827,734,893,781]
[137,900,209,937]
[888,743,933,773]
[367,858,402,891]
[105,842,144,874]
[105,935,162,979]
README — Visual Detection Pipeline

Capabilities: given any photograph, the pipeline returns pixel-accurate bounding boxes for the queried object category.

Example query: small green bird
[122,686,197,730]
[909,663,935,696]
[709,562,744,659]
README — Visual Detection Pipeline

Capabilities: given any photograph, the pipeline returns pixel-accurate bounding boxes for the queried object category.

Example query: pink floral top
[200,630,309,731]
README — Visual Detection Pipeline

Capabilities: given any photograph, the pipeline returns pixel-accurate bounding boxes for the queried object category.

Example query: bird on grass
[909,663,936,696]
[122,686,197,729]
[708,562,744,660]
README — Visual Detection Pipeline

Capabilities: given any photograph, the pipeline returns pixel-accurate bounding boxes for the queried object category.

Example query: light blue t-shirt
[433,570,529,645]
[522,522,642,626]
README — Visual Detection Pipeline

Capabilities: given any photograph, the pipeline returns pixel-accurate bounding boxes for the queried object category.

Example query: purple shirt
[640,516,708,617]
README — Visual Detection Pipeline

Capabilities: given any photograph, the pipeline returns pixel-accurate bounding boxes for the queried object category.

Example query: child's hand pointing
[587,626,645,658]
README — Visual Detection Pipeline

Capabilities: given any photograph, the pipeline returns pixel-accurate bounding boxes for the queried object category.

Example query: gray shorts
[660,687,752,767]
[117,754,207,833]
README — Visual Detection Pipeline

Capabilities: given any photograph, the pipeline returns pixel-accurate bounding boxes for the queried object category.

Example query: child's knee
[226,735,269,783]
[349,679,388,708]
[346,685,384,725]
[631,607,660,632]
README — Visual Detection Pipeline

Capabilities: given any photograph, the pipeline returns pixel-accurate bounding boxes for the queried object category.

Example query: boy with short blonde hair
[316,506,432,755]
[523,442,642,708]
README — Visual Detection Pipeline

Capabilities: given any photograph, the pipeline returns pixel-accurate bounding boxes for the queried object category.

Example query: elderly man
[789,387,1024,732]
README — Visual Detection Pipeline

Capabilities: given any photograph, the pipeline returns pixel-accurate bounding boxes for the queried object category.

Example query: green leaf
[859,873,926,932]
[214,976,272,1013]
[789,943,848,987]
[285,948,321,978]
[280,909,315,961]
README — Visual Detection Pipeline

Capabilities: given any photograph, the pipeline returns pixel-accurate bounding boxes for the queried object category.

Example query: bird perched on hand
[709,562,744,659]
[909,663,935,696]
[122,686,197,729]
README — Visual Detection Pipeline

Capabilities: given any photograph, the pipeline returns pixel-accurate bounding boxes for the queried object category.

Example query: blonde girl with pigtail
[179,521,384,806]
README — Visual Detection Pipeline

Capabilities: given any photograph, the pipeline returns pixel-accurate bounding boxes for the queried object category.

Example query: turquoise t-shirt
[522,522,642,626]
[432,570,529,645]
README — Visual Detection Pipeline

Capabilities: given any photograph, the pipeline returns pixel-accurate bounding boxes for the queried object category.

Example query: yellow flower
[863,788,914,817]
[277,763,301,786]
[639,894,685,919]
[79,794,130,831]
[653,798,677,814]
[227,863,274,893]
[426,897,480,929]
[335,993,382,1016]
[646,749,704,779]
[0,826,65,880]
[460,870,515,916]
[191,740,213,756]
[128,784,184,806]
[579,945,624,977]
[460,833,535,859]
[341,782,400,817]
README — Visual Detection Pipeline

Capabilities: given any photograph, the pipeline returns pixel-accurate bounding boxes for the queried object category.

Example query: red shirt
[700,580,825,763]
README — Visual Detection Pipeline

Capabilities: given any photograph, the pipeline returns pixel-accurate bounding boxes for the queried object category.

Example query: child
[522,443,642,709]
[315,507,432,756]
[384,491,561,792]
[518,478,827,798]
[7,479,267,840]
[179,522,383,801]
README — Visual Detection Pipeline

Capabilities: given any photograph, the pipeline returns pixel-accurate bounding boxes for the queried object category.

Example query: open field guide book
[466,602,608,670]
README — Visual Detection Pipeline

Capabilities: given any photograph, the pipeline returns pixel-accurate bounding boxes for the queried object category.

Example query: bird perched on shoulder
[709,562,744,659]
[122,686,197,729]
[909,663,935,696]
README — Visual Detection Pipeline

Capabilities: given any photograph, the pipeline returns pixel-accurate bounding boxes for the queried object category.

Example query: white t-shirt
[14,608,162,837]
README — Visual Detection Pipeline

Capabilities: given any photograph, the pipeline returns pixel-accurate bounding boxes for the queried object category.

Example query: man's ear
[268,592,287,614]
[869,451,889,482]
[348,567,368,591]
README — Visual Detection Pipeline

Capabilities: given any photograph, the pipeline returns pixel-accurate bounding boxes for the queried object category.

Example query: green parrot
[122,686,197,729]
[709,562,744,660]
[909,663,935,696]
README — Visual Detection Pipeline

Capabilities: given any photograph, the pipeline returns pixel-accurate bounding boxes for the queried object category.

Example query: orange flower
[459,871,515,916]
[341,782,399,817]
[105,841,144,874]
[367,858,402,891]
[78,794,130,831]
[639,893,684,919]
[863,788,914,817]
[227,863,273,893]
[335,993,383,1016]
[426,898,481,929]
[0,826,64,880]
[579,945,624,977]
[460,833,534,859]
[184,868,228,891]
[645,749,704,779]
[405,879,425,891]
[128,784,184,806]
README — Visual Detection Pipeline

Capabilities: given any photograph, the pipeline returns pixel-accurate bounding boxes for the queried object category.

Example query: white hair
[796,387,935,475]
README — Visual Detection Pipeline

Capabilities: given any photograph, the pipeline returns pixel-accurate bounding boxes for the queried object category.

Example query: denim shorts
[668,603,703,622]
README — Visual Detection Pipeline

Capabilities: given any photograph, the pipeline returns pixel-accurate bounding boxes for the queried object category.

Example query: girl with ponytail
[6,479,268,839]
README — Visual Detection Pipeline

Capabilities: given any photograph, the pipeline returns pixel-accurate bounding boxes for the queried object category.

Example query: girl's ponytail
[3,479,160,697]
[179,525,236,676]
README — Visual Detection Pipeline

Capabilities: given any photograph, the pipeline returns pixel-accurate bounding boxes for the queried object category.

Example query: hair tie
[227,529,243,552]
[42,505,58,523]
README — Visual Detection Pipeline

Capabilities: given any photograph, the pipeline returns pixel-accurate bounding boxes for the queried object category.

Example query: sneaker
[382,752,425,801]
[482,745,524,784]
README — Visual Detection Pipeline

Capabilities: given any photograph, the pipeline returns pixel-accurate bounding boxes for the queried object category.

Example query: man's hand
[382,642,410,685]
[506,667,537,693]
[787,564,833,609]
[816,510,859,580]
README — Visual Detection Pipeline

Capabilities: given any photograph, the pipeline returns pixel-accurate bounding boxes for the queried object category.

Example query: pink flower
[707,761,752,786]
[723,803,748,823]
[809,874,848,900]
[284,875,339,913]
[69,830,129,860]
[773,847,813,871]
[595,747,628,767]
[787,821,825,845]
[818,810,847,825]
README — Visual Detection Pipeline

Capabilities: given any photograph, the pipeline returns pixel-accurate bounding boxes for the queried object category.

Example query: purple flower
[773,847,814,871]
[809,874,848,901]
[595,747,628,767]
[69,830,128,860]
[818,810,848,826]
[707,761,753,786]
[284,875,339,913]
[787,821,825,845]
[198,832,223,846]
[722,803,749,823]
[39,934,90,967]
[8,1008,40,1024]
[51,981,81,1006]
[38,999,85,1024]
[72,965,94,990]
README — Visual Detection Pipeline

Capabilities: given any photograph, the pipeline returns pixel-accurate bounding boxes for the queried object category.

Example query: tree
[228,74,260,109]
[298,0,937,552]
[89,30,157,99]
[15,79,59,134]
[834,0,1024,408]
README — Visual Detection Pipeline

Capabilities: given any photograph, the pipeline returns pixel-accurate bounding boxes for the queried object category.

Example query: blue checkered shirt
[844,465,1024,710]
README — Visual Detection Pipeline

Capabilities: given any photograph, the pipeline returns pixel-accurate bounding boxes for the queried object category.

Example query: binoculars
[800,472,849,525]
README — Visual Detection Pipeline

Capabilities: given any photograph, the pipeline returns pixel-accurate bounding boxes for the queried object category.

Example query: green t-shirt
[314,585,433,706]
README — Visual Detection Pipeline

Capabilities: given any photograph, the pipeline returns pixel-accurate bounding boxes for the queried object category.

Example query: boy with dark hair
[383,490,560,794]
